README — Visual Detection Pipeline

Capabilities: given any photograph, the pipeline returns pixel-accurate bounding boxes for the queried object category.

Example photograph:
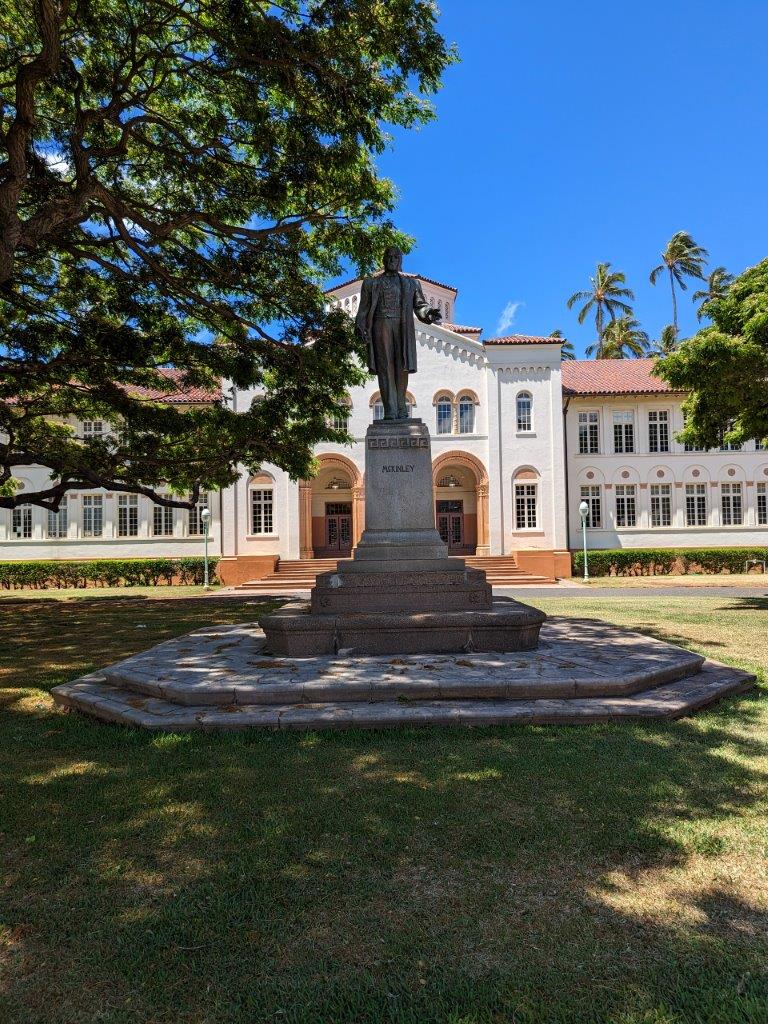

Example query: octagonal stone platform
[51,617,756,731]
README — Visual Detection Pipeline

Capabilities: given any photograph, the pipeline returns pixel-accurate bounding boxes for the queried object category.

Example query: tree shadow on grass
[2,696,768,1023]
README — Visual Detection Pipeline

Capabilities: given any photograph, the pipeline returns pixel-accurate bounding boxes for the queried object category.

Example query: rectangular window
[516,395,532,433]
[46,497,68,538]
[82,420,104,441]
[251,489,274,535]
[612,411,635,454]
[117,493,139,537]
[514,483,537,530]
[436,400,453,435]
[578,411,599,454]
[758,483,767,526]
[685,484,708,527]
[580,485,602,528]
[721,483,743,526]
[648,410,670,453]
[614,484,637,527]
[82,495,103,538]
[650,484,672,527]
[153,502,175,536]
[719,420,742,451]
[11,506,32,539]
[188,493,209,536]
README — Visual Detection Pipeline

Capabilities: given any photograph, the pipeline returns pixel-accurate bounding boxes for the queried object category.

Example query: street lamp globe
[578,499,589,523]
[200,507,211,526]
[200,507,211,589]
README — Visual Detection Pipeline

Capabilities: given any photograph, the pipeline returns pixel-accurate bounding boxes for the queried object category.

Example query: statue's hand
[427,307,442,324]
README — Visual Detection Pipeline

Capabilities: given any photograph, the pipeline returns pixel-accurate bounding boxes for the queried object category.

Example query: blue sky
[351,0,768,356]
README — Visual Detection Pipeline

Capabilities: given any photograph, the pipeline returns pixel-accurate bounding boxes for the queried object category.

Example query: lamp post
[200,506,211,589]
[578,499,590,581]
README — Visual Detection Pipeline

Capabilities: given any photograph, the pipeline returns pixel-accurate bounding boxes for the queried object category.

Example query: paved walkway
[218,582,768,601]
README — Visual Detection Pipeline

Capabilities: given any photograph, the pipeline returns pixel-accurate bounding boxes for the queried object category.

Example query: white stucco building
[4,271,767,582]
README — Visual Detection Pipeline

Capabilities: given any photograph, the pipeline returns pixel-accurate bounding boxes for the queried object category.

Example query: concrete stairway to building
[234,555,553,592]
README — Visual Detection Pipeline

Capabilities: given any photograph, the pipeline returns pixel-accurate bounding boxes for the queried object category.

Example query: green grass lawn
[1,593,767,1024]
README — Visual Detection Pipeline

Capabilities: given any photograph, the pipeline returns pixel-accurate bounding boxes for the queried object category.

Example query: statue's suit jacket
[355,273,431,374]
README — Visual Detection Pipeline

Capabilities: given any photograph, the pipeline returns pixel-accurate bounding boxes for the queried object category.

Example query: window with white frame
[580,485,602,528]
[648,410,670,453]
[188,492,209,536]
[458,396,475,434]
[251,487,274,535]
[721,482,743,525]
[117,494,139,537]
[436,397,452,435]
[578,411,599,454]
[614,484,637,527]
[372,400,384,421]
[516,392,533,433]
[153,501,175,536]
[46,497,68,538]
[514,482,537,530]
[82,420,104,441]
[718,420,742,451]
[758,483,767,525]
[11,506,32,539]
[683,411,706,451]
[650,484,672,527]
[612,411,635,453]
[685,483,708,527]
[328,405,350,431]
[82,495,104,537]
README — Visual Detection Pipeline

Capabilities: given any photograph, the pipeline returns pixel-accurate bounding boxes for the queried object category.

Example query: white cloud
[496,299,524,335]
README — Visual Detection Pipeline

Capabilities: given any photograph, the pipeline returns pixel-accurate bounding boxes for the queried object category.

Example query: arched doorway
[432,451,490,556]
[299,454,364,559]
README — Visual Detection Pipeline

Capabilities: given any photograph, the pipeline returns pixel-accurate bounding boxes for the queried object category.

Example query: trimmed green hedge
[572,547,768,577]
[0,557,219,590]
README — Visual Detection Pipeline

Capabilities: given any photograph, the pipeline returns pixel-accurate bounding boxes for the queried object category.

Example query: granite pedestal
[260,419,544,655]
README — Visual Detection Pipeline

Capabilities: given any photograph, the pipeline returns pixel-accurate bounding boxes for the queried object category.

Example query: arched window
[458,396,475,434]
[516,391,533,432]
[436,396,453,435]
[250,474,275,535]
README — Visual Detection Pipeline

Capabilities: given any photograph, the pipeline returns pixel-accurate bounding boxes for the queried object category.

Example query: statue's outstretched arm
[413,281,442,325]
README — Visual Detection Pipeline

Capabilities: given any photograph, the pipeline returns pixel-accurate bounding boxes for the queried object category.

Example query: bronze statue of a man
[355,246,442,420]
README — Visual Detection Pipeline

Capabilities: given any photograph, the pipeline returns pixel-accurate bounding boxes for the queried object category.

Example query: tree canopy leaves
[0,0,455,509]
[656,259,768,449]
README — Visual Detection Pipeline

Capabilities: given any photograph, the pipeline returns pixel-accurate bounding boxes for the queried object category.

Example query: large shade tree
[566,263,634,358]
[657,259,768,449]
[649,231,708,331]
[0,0,454,511]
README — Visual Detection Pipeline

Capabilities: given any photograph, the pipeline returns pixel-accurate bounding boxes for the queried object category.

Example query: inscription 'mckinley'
[367,436,428,450]
[382,464,414,473]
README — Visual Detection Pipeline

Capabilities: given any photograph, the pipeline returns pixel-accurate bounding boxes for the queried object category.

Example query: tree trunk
[596,304,604,358]
[670,268,678,331]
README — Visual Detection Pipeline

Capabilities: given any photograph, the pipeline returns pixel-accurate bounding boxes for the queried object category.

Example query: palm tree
[550,328,576,360]
[649,231,708,331]
[648,324,679,357]
[588,316,649,359]
[692,266,733,319]
[567,262,635,355]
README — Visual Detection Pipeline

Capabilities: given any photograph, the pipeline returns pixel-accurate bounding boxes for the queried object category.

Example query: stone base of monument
[51,618,756,731]
[261,418,545,655]
[260,598,545,656]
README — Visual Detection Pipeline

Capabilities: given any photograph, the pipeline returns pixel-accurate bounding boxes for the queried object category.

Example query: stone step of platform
[235,556,553,590]
[53,662,755,731]
[50,618,756,731]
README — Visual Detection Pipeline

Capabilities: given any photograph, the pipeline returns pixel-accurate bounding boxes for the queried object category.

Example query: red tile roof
[443,323,483,335]
[128,368,220,404]
[325,271,458,295]
[561,358,682,396]
[484,335,565,346]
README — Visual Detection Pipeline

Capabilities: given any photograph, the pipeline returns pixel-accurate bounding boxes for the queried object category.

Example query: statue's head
[383,246,403,273]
